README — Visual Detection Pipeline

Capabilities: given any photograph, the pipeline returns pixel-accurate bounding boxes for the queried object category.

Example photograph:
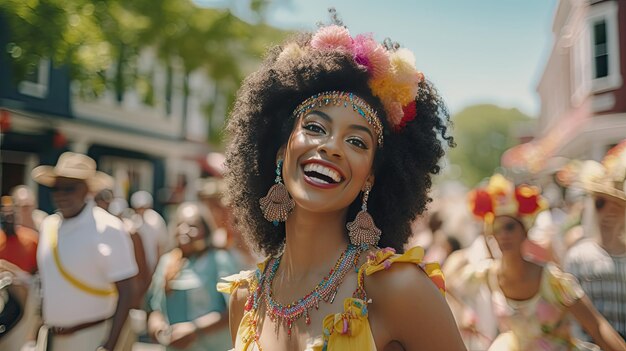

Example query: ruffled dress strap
[542,262,585,307]
[217,258,270,351]
[354,246,446,301]
[314,246,445,351]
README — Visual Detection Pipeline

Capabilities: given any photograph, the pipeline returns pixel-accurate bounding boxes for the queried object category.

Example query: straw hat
[31,152,113,192]
[581,140,626,202]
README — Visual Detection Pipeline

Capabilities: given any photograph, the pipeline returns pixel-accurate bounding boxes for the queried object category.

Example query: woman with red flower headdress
[456,174,625,351]
[216,10,465,351]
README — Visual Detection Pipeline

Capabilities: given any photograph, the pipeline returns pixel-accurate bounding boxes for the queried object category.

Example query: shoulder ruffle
[543,262,584,307]
[216,259,269,294]
[358,246,445,295]
[217,270,255,294]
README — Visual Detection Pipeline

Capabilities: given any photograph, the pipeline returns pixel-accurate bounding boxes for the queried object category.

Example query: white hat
[31,152,113,192]
[130,190,153,209]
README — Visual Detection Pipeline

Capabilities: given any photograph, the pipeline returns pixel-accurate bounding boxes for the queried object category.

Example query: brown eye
[303,123,325,134]
[347,137,368,150]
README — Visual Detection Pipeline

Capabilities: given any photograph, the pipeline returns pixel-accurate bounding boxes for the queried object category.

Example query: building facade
[0,18,218,214]
[502,0,625,173]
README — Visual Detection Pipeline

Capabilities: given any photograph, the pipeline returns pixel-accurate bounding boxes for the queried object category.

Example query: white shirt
[139,209,169,268]
[564,239,626,340]
[37,202,138,327]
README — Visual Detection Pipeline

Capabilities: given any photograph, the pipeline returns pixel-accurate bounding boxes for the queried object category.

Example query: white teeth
[303,163,342,183]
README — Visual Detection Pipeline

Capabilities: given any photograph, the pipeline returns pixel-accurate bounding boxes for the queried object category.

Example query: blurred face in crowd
[12,186,36,226]
[594,194,625,229]
[94,189,113,211]
[51,177,89,218]
[175,207,210,256]
[492,215,527,254]
[0,200,16,235]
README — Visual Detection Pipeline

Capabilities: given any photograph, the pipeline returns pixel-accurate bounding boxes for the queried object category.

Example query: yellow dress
[217,246,446,351]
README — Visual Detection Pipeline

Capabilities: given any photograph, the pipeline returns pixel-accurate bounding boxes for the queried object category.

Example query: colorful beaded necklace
[250,244,360,338]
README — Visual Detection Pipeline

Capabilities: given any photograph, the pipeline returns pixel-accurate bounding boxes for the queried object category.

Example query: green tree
[446,104,533,187]
[1,0,288,144]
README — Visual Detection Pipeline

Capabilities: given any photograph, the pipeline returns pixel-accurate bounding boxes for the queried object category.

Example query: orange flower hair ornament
[280,24,424,133]
[468,174,548,233]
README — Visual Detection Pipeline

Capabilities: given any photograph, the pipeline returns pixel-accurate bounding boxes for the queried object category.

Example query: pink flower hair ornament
[283,24,424,133]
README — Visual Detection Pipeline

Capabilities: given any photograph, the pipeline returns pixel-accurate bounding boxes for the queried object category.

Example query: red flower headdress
[467,174,548,231]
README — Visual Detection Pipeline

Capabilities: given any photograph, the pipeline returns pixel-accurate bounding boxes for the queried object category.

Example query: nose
[318,135,343,159]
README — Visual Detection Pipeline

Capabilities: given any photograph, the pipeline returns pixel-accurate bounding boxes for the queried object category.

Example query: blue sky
[199,0,558,117]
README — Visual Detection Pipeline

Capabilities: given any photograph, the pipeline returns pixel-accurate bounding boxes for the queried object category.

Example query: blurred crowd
[423,140,626,350]
[0,139,625,351]
[0,151,254,351]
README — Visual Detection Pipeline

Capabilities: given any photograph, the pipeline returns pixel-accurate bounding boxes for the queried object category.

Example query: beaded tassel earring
[346,184,381,247]
[259,160,295,226]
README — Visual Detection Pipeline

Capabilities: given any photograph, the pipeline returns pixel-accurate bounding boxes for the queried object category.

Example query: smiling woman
[219,12,465,351]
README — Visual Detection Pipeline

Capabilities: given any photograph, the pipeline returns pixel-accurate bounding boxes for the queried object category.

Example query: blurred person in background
[197,177,255,267]
[424,209,462,266]
[30,152,138,351]
[95,188,115,211]
[131,191,170,262]
[0,196,38,274]
[444,231,498,350]
[0,196,39,350]
[108,198,153,301]
[146,202,238,351]
[107,198,151,351]
[564,140,626,342]
[11,185,47,233]
[460,174,624,351]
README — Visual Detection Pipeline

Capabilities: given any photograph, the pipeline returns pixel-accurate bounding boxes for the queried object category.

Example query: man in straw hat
[30,152,138,351]
[564,140,626,341]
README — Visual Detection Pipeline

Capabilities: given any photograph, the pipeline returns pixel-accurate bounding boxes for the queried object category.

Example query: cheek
[350,153,375,181]
[284,132,316,167]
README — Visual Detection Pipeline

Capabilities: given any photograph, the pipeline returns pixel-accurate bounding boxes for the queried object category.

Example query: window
[18,59,50,98]
[593,20,608,79]
[587,1,622,93]
[99,156,154,199]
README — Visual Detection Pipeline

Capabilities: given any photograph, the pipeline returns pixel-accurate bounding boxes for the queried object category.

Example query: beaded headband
[278,24,424,134]
[292,91,384,147]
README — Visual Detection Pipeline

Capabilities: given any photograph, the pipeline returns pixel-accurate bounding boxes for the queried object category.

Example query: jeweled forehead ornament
[292,90,384,147]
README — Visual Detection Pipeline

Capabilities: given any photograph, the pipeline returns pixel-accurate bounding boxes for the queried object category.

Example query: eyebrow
[307,110,375,141]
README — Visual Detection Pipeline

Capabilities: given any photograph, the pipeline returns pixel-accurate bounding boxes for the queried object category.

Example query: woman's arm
[568,295,626,351]
[368,263,466,351]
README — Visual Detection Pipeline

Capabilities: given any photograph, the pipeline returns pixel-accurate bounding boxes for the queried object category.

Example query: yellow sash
[48,215,117,297]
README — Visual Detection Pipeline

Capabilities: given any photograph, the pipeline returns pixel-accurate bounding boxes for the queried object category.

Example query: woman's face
[282,103,378,213]
[492,216,526,253]
[175,215,208,255]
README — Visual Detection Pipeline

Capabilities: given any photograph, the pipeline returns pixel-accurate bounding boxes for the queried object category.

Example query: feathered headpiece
[278,23,425,144]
